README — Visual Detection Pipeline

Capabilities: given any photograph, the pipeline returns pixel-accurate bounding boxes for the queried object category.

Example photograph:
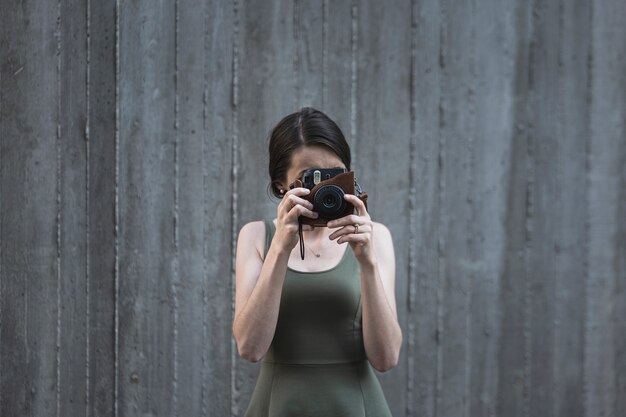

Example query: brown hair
[268,107,351,199]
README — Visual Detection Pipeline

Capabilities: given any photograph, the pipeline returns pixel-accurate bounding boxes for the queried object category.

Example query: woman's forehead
[289,146,344,171]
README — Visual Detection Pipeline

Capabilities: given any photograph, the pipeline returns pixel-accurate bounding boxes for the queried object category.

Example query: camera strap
[298,220,306,260]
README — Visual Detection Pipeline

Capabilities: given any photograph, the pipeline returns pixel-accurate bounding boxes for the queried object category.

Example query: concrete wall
[1,0,624,416]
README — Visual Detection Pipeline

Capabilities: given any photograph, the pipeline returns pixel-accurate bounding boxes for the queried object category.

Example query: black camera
[289,167,367,226]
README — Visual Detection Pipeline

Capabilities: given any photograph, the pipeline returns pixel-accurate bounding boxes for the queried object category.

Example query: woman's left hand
[327,194,375,266]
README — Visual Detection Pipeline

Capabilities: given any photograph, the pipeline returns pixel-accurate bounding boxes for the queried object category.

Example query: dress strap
[263,219,275,260]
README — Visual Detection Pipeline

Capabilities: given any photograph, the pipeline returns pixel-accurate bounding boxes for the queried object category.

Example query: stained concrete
[1,0,624,416]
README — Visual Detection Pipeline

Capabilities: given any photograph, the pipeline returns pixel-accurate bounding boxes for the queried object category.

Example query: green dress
[243,219,393,417]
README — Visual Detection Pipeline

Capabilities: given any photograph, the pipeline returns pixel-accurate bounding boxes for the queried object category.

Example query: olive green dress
[243,219,393,417]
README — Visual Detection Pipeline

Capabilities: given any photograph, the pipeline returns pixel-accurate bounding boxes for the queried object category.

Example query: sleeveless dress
[242,219,393,417]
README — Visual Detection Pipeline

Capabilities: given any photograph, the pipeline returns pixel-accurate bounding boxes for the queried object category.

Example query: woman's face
[278,145,346,191]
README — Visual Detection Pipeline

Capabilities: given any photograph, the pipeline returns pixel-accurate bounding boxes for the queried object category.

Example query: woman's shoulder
[371,220,392,236]
[371,221,394,250]
[237,219,272,260]
[239,219,265,232]
[238,219,267,242]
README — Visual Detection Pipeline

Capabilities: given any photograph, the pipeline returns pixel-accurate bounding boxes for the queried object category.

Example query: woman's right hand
[273,187,319,253]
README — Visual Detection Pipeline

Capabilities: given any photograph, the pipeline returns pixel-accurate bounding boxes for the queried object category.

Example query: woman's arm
[328,195,402,372]
[358,222,402,372]
[233,188,318,362]
[232,221,290,362]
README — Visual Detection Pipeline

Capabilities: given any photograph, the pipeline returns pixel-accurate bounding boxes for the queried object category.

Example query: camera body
[288,168,368,227]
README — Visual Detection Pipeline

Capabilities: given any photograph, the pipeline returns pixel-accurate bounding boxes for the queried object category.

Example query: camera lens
[313,185,346,218]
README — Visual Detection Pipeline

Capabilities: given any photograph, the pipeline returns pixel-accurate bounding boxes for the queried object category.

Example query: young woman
[233,107,402,416]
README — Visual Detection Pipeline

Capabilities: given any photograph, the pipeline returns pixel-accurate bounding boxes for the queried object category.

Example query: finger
[337,233,369,245]
[328,224,370,240]
[283,187,311,199]
[327,214,361,228]
[343,193,367,216]
[288,203,319,221]
[280,192,314,213]
[287,193,314,210]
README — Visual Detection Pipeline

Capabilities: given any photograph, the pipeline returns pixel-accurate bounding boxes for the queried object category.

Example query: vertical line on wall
[350,0,358,164]
[0,11,3,411]
[25,268,29,409]
[581,0,594,414]
[523,1,537,416]
[293,0,299,108]
[407,0,418,316]
[0,27,2,412]
[322,0,328,108]
[554,2,564,417]
[85,0,91,414]
[436,0,448,414]
[25,237,29,403]
[201,0,210,414]
[231,0,240,415]
[114,0,121,415]
[55,0,63,416]
[465,0,477,415]
[407,0,418,415]
[172,0,180,415]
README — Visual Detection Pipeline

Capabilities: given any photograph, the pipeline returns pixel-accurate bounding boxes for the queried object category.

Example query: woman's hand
[327,194,375,265]
[273,187,319,253]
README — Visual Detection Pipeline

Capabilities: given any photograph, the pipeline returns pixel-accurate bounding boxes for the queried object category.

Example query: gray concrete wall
[1,0,624,416]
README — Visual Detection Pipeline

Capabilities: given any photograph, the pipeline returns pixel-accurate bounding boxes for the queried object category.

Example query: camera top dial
[297,167,347,190]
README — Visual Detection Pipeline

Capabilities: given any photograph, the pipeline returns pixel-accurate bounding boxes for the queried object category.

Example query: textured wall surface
[1,0,625,416]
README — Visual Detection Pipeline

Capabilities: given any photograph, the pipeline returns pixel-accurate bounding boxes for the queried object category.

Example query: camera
[288,167,368,227]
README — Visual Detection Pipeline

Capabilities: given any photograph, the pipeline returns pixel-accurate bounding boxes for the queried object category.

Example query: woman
[233,107,402,416]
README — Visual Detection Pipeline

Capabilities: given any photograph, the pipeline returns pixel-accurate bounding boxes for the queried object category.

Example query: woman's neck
[303,225,332,243]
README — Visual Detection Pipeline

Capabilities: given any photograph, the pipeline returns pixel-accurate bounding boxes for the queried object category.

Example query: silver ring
[354,224,359,234]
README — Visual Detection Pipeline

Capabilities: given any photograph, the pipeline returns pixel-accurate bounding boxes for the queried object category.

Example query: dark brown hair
[268,107,351,199]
